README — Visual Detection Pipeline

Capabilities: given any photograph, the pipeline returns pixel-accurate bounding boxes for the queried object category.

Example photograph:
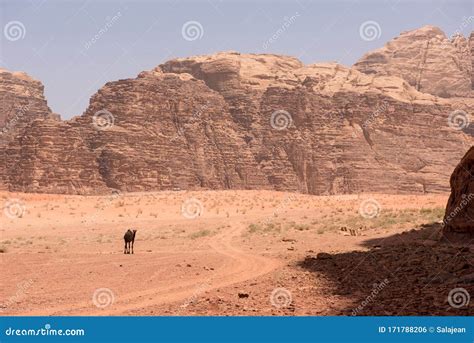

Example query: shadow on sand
[298,223,474,315]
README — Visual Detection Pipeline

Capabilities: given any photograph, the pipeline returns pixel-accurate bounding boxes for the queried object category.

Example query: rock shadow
[298,223,474,315]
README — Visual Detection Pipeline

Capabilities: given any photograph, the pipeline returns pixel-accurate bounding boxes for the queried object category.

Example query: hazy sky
[1,0,472,119]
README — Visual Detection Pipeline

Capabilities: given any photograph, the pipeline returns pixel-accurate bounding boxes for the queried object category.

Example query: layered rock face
[73,71,270,192]
[0,68,61,147]
[159,51,471,194]
[0,68,51,129]
[443,147,474,234]
[1,26,473,195]
[354,26,473,98]
[3,118,107,194]
[0,69,102,194]
[0,69,58,190]
[470,32,474,87]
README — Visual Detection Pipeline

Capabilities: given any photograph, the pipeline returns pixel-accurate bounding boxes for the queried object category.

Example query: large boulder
[443,146,474,235]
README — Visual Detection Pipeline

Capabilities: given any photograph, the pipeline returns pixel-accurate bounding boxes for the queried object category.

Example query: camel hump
[124,229,132,239]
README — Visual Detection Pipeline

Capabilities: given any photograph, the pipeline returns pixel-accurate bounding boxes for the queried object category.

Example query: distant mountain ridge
[0,26,472,195]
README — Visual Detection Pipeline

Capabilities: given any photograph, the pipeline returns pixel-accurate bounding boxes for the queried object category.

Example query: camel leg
[131,240,134,254]
[124,241,127,254]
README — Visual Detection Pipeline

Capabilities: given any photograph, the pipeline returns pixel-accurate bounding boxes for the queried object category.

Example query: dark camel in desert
[124,229,137,254]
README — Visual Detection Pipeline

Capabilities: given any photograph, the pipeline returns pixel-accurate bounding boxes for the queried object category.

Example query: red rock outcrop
[1,26,473,195]
[354,26,473,98]
[0,68,52,129]
[159,52,472,194]
[3,118,107,194]
[72,70,270,192]
[0,69,102,194]
[0,69,58,190]
[443,147,474,235]
[470,32,474,88]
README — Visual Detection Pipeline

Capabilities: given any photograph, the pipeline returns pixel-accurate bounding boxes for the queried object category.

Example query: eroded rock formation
[354,25,473,98]
[443,147,474,235]
[0,69,59,191]
[1,26,473,195]
[0,68,52,129]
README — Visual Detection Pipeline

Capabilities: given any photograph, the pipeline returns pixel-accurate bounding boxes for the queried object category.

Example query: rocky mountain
[354,25,473,98]
[0,26,473,195]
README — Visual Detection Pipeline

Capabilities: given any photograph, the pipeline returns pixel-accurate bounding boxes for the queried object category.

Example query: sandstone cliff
[354,25,473,98]
[1,26,473,195]
[0,69,58,191]
[159,51,471,194]
[0,68,52,129]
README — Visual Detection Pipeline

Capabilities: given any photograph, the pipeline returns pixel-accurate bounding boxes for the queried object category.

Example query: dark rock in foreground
[443,147,474,235]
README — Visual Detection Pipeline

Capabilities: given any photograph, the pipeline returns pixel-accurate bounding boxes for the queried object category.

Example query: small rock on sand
[316,252,332,260]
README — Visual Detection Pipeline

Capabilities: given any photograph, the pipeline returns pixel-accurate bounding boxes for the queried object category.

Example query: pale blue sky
[1,0,472,119]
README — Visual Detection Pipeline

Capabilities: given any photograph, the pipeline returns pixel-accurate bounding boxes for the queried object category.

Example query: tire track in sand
[22,224,281,315]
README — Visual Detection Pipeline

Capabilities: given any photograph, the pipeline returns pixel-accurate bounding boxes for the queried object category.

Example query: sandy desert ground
[0,190,472,316]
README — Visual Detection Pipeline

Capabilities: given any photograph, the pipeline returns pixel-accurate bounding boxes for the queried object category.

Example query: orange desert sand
[1,190,472,316]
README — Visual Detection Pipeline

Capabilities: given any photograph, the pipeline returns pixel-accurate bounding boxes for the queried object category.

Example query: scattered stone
[316,252,332,260]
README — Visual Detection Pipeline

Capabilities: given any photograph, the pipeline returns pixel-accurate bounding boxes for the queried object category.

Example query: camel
[123,229,137,254]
